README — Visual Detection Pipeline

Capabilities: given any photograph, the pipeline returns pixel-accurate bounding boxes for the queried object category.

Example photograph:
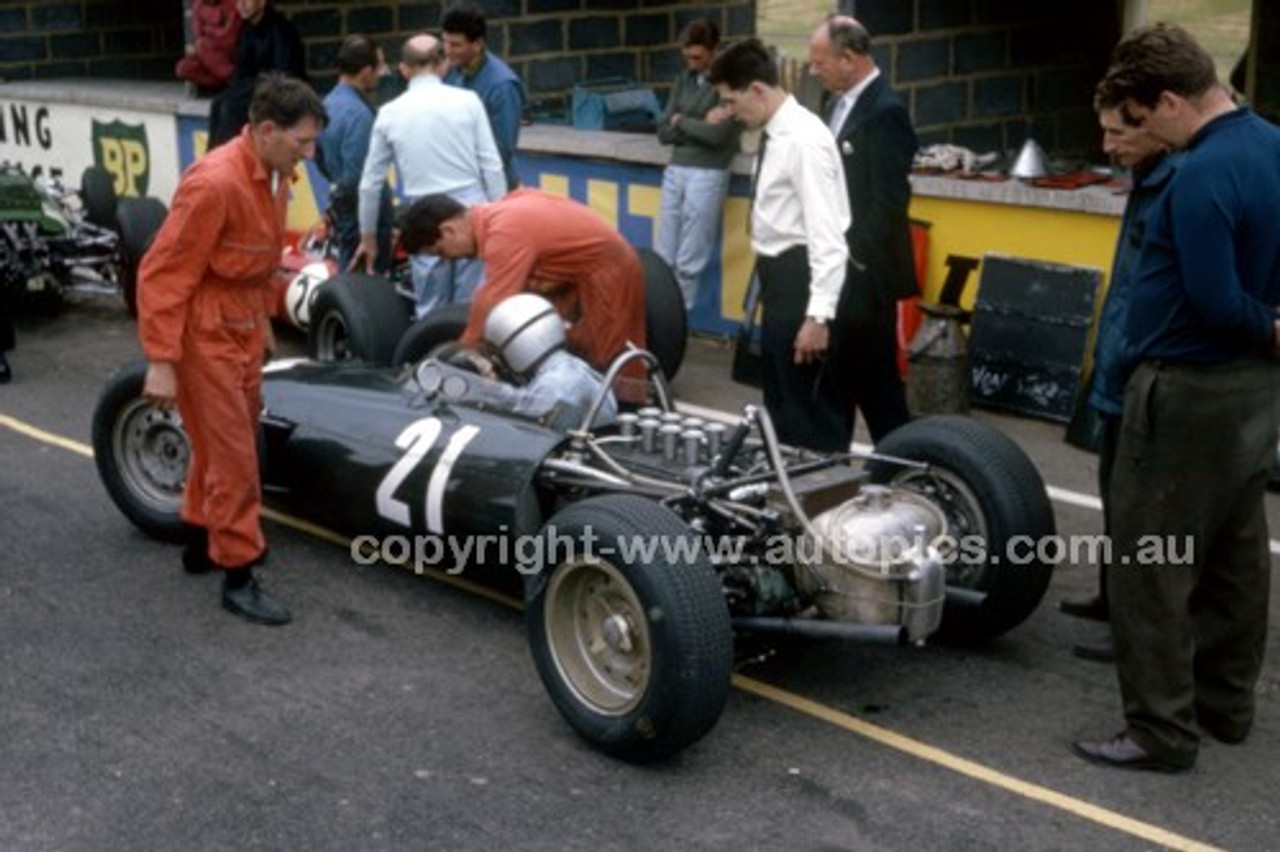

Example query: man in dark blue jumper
[1074,23,1280,773]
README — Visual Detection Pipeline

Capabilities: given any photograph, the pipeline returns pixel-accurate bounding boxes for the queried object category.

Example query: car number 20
[375,417,480,533]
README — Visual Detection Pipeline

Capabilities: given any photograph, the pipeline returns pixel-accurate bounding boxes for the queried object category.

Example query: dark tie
[749,129,769,234]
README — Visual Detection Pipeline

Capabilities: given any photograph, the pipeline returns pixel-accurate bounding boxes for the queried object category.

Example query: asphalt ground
[2,293,1278,852]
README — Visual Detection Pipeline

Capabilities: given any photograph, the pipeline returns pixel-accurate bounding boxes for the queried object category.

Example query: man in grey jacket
[656,19,741,310]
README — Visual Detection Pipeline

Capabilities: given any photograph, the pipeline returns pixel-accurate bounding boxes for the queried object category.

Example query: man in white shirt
[354,32,505,316]
[709,38,853,452]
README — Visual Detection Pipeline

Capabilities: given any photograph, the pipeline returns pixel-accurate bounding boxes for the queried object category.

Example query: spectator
[807,15,914,444]
[708,38,852,453]
[396,190,646,390]
[655,18,740,311]
[175,0,240,95]
[1060,98,1176,662]
[207,0,306,149]
[1073,23,1280,773]
[317,34,392,273]
[354,32,504,317]
[138,75,327,626]
[442,3,526,191]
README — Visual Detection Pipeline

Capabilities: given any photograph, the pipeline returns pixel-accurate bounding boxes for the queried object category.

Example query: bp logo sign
[92,119,149,197]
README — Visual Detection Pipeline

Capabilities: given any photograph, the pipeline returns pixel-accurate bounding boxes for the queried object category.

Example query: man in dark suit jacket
[808,15,917,443]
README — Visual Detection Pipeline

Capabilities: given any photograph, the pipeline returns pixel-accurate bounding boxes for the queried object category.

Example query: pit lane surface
[2,297,1277,852]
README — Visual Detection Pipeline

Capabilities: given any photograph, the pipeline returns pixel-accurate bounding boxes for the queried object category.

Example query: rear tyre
[390,302,471,366]
[867,415,1056,642]
[637,247,687,380]
[526,494,733,763]
[80,166,118,232]
[116,197,169,318]
[92,360,190,542]
[307,274,412,365]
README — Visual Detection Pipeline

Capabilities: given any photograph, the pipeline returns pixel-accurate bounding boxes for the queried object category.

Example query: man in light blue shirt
[354,32,505,315]
[442,4,526,191]
[317,34,391,273]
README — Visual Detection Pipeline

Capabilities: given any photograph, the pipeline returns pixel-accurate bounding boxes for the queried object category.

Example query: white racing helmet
[483,293,566,376]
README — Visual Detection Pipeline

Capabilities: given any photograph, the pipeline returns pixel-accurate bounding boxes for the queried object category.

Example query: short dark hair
[398,194,466,253]
[1098,22,1219,111]
[442,4,486,41]
[249,73,327,129]
[680,18,719,50]
[707,38,777,90]
[826,15,871,57]
[337,34,379,77]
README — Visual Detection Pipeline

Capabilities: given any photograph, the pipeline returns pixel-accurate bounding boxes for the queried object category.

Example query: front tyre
[867,415,1056,642]
[526,494,733,763]
[92,360,189,542]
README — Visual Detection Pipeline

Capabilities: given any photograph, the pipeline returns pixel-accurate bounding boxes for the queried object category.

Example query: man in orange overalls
[395,189,647,390]
[139,74,326,626]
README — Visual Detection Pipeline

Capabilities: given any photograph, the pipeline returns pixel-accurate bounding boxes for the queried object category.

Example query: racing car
[92,349,1055,763]
[0,164,166,316]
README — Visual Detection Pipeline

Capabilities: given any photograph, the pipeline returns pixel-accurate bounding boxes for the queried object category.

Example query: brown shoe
[1073,734,1192,773]
[1198,710,1251,745]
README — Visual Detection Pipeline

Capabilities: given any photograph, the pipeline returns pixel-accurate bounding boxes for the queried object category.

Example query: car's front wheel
[526,494,733,763]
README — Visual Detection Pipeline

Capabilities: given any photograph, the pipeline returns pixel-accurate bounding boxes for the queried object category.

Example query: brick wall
[853,0,1121,159]
[0,0,1121,159]
[0,1,184,82]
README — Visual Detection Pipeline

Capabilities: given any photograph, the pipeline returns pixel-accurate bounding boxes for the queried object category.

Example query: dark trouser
[835,292,910,445]
[1108,359,1280,763]
[756,247,853,453]
[1093,411,1121,604]
[0,285,14,353]
[332,187,393,275]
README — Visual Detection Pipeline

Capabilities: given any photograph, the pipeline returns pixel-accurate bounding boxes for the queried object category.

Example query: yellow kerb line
[0,410,1228,852]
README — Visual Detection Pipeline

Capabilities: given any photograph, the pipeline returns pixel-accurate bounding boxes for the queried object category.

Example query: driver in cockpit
[415,292,618,432]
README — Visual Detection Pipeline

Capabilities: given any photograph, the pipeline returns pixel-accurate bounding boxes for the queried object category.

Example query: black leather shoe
[1073,734,1192,773]
[222,578,291,626]
[1072,637,1115,663]
[0,354,11,384]
[1059,593,1109,622]
[1198,711,1251,745]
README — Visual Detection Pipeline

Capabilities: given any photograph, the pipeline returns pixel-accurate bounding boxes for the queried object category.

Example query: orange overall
[459,189,646,378]
[137,129,289,568]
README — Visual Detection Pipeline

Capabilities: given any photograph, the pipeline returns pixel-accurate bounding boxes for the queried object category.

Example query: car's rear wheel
[80,166,118,232]
[526,494,733,763]
[637,247,687,380]
[116,197,168,317]
[867,415,1056,642]
[307,274,411,365]
[92,360,189,542]
[390,302,471,366]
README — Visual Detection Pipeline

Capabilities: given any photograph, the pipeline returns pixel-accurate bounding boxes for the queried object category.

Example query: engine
[796,485,948,643]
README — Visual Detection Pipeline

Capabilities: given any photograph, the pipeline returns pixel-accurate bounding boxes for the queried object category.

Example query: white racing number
[375,418,480,533]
